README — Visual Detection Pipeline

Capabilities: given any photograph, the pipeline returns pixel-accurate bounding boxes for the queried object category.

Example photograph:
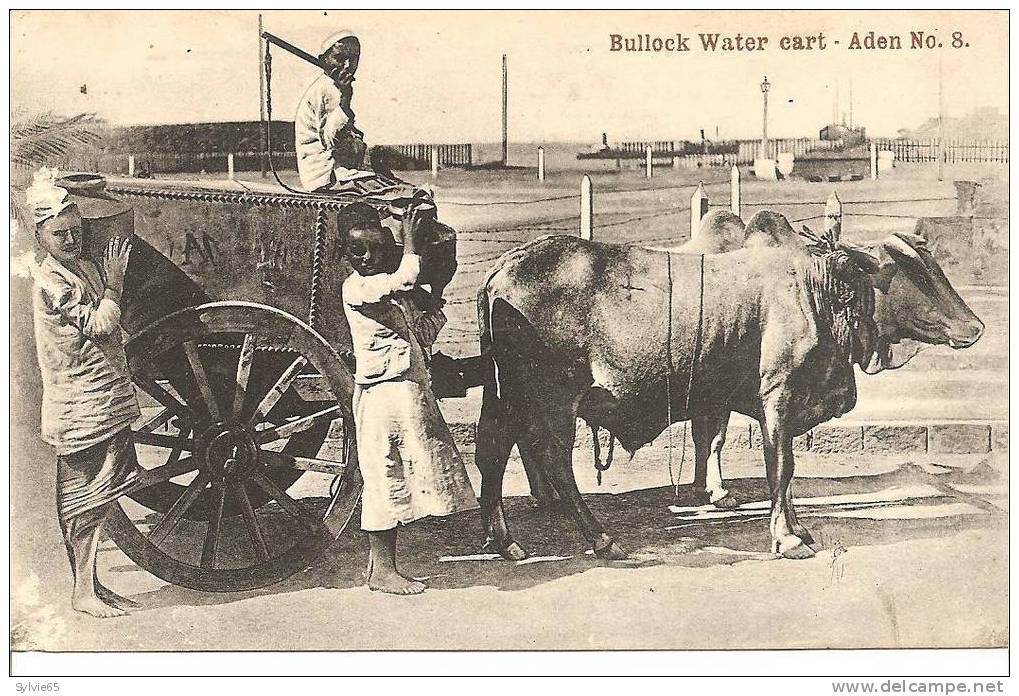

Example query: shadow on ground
[114,456,1006,611]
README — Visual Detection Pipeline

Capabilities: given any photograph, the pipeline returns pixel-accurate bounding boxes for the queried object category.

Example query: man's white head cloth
[320,30,358,54]
[26,167,74,225]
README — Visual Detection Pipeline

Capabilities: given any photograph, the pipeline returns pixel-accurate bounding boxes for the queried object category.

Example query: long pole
[501,54,508,167]
[258,13,266,179]
[938,54,945,181]
[849,80,853,130]
[834,81,839,125]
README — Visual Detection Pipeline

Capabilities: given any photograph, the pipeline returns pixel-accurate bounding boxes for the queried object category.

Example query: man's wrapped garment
[34,255,141,520]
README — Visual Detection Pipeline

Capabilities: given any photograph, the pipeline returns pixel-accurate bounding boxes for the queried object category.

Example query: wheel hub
[200,424,259,479]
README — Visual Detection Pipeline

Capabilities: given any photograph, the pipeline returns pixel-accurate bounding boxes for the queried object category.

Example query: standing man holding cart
[28,169,140,618]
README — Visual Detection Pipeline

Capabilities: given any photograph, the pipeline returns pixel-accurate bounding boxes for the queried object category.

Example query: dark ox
[476,235,886,560]
[680,210,985,507]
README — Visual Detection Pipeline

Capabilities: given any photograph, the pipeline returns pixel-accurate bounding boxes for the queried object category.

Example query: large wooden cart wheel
[105,301,362,592]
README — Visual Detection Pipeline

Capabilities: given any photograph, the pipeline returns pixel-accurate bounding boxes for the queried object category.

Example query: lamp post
[760,75,771,159]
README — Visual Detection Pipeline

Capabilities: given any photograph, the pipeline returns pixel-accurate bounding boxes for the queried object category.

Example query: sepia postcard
[7,7,1009,680]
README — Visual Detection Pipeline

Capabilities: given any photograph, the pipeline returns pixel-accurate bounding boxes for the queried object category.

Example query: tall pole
[761,76,770,159]
[849,80,853,130]
[833,80,839,125]
[501,54,508,167]
[938,53,945,182]
[258,13,266,179]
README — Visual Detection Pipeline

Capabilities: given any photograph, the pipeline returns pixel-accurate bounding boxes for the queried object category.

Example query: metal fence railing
[54,143,474,176]
[390,143,472,168]
[873,138,1009,164]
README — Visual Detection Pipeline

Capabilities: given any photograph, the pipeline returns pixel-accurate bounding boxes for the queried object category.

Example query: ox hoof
[481,538,529,561]
[593,537,628,561]
[795,527,821,551]
[501,541,530,561]
[773,535,816,560]
[711,491,739,510]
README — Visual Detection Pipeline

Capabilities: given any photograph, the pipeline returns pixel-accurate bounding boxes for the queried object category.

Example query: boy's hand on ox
[103,236,132,295]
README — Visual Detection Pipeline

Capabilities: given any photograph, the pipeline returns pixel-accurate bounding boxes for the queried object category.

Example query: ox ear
[837,241,883,275]
[838,239,900,292]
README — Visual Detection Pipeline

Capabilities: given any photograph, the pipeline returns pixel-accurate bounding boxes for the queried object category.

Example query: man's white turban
[320,30,358,54]
[25,167,75,225]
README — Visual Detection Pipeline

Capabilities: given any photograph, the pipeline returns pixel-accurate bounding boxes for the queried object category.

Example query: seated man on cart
[294,30,457,306]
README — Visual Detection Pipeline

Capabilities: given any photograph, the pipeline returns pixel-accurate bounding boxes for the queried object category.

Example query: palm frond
[9,112,106,231]
[10,112,104,168]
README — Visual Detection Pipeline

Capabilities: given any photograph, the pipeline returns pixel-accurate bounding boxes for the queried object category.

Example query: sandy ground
[10,445,1008,651]
[9,161,1008,652]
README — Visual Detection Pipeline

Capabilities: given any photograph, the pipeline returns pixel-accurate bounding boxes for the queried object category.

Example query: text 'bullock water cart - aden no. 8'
[58,172,476,592]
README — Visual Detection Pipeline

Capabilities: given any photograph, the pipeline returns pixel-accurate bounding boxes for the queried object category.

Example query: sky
[9,10,1009,142]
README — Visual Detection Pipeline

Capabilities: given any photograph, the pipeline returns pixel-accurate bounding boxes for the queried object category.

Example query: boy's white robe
[343,255,478,531]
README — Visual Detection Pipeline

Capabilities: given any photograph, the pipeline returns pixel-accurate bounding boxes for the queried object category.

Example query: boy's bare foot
[72,593,126,618]
[367,568,425,595]
[96,582,140,610]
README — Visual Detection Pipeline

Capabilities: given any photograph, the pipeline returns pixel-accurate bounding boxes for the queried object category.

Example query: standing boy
[339,201,478,595]
[28,171,140,617]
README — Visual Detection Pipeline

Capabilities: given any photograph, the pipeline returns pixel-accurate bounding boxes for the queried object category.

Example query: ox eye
[349,240,369,258]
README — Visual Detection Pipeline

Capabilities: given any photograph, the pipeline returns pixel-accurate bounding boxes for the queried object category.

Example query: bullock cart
[61,173,477,592]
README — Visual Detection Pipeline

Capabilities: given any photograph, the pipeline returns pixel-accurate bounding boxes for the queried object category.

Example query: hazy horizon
[11,10,1008,143]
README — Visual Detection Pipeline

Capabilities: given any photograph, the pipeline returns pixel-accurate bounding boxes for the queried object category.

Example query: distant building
[820,123,866,144]
[896,107,1008,141]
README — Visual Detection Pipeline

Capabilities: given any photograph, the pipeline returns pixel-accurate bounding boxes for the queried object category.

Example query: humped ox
[474,214,984,560]
[671,209,985,508]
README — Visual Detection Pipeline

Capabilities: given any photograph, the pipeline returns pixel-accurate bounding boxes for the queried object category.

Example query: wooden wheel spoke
[133,373,189,420]
[134,455,199,490]
[250,472,320,532]
[232,333,256,418]
[132,431,195,451]
[233,480,269,561]
[138,408,175,434]
[260,450,347,476]
[201,480,228,569]
[248,356,309,426]
[113,302,359,593]
[183,341,221,421]
[255,405,341,445]
[148,470,212,545]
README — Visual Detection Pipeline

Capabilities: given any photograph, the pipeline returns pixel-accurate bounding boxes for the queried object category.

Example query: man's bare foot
[367,568,425,595]
[71,593,126,618]
[96,582,140,610]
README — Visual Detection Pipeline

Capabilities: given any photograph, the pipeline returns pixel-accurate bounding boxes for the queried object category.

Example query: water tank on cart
[55,173,209,335]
